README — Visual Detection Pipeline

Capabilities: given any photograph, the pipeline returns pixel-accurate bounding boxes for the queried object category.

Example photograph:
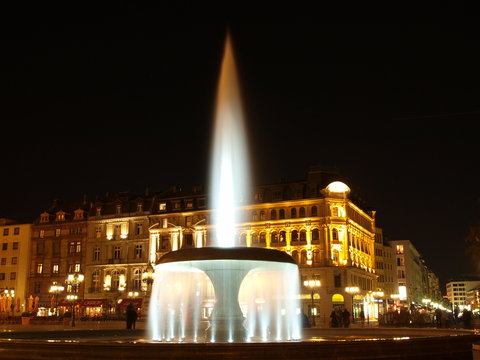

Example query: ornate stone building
[148,168,379,322]
[29,199,88,313]
[84,192,152,316]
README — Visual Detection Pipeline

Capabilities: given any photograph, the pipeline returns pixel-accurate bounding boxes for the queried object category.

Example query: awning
[118,298,143,308]
[80,299,107,307]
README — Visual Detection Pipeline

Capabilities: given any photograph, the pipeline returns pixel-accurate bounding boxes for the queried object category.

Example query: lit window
[39,230,45,238]
[396,245,404,254]
[56,212,65,221]
[93,247,100,261]
[74,209,84,220]
[74,263,81,272]
[55,228,61,237]
[52,264,59,273]
[134,244,142,259]
[95,226,102,238]
[36,263,43,274]
[159,203,167,211]
[76,241,82,253]
[186,200,193,208]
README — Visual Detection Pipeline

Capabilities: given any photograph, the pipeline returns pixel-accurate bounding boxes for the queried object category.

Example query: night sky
[1,5,480,288]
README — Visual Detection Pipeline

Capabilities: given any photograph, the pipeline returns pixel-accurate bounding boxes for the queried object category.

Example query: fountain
[148,33,302,343]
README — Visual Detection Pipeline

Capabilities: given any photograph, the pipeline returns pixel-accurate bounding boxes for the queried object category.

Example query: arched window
[313,249,320,264]
[301,250,307,265]
[291,250,299,264]
[252,211,258,221]
[291,230,298,242]
[299,207,305,218]
[260,211,266,221]
[280,231,286,243]
[270,209,277,220]
[332,228,339,241]
[279,209,285,219]
[259,232,266,244]
[300,230,307,242]
[311,228,319,242]
[291,208,297,218]
[311,206,318,217]
[271,231,279,246]
[251,233,258,246]
[133,269,141,291]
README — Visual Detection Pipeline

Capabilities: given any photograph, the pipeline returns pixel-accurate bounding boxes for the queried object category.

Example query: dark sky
[1,5,480,287]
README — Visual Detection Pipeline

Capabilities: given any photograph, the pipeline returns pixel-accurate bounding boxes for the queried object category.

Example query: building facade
[446,277,480,310]
[0,219,31,314]
[29,199,88,314]
[374,227,397,310]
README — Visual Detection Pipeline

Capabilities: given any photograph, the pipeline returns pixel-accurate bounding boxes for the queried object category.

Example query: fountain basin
[150,247,302,343]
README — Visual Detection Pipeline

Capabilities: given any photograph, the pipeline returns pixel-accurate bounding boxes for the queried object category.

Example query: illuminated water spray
[209,33,250,247]
[149,33,302,343]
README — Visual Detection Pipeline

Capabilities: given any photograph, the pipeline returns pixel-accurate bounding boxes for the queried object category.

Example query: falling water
[148,33,302,343]
[209,33,251,247]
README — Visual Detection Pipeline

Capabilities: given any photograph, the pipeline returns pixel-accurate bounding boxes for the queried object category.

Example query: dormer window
[116,204,122,215]
[137,203,143,213]
[73,209,84,220]
[40,212,50,223]
[186,200,193,209]
[159,203,167,211]
[96,207,102,217]
[56,211,66,221]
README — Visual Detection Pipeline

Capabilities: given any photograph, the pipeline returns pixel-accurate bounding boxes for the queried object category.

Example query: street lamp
[49,282,64,316]
[4,289,15,317]
[303,278,321,326]
[65,273,84,327]
[142,262,155,291]
[345,287,360,322]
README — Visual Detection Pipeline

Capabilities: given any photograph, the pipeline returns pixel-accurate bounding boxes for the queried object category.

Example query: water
[148,33,302,343]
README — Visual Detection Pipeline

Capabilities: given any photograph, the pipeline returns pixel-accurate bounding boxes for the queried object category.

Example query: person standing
[342,308,351,328]
[126,302,138,330]
[359,309,365,327]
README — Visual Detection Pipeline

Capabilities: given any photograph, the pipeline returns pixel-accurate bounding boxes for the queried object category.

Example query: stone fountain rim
[156,247,297,265]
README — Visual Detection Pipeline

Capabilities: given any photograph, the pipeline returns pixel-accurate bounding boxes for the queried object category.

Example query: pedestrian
[342,308,350,328]
[301,309,310,328]
[330,309,339,328]
[126,302,138,330]
[434,308,442,328]
[359,310,365,327]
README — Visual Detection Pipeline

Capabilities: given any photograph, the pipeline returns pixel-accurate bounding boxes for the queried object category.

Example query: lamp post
[345,287,360,322]
[49,282,64,316]
[142,262,155,292]
[65,273,84,327]
[303,279,321,326]
[4,289,15,317]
